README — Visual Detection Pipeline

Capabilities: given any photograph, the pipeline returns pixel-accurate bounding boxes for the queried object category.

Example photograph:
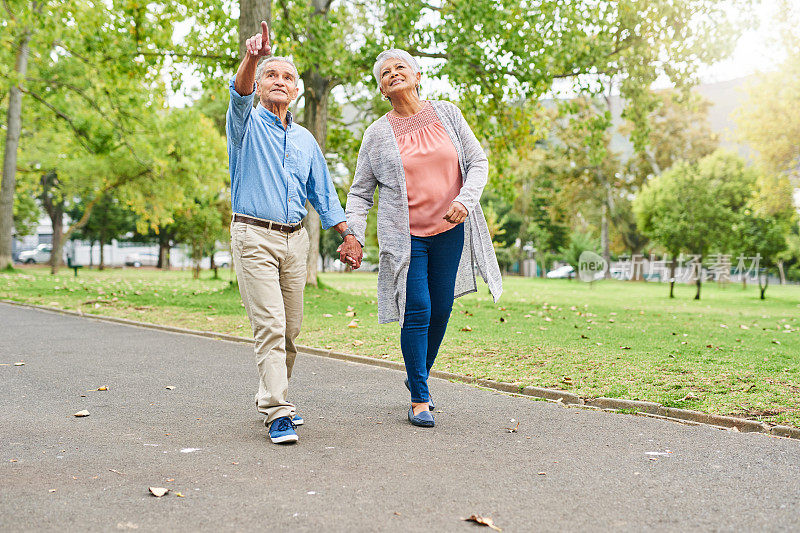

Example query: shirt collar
[256,103,293,129]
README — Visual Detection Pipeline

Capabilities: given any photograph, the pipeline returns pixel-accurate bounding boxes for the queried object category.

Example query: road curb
[3,299,797,440]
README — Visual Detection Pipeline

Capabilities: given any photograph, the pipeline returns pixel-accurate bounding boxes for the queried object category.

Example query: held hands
[337,236,363,270]
[443,201,468,224]
[245,21,272,57]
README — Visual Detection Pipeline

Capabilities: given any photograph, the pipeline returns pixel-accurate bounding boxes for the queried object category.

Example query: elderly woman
[340,49,502,428]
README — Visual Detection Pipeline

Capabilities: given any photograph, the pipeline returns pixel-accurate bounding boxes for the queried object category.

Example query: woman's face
[379,58,421,101]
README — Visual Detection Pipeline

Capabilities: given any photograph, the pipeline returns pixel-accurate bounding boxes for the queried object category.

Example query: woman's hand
[443,201,468,224]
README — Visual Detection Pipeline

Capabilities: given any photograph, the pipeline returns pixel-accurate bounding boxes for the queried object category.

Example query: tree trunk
[669,256,676,299]
[99,238,105,270]
[89,241,94,268]
[302,69,331,287]
[759,270,768,300]
[0,29,32,270]
[777,261,785,285]
[601,202,610,279]
[693,255,702,300]
[49,206,64,275]
[158,232,171,269]
[239,0,272,58]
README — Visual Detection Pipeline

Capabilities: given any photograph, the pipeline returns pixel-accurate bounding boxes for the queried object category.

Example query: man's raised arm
[234,21,272,95]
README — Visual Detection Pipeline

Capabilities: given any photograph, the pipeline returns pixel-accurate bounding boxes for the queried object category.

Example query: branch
[63,167,151,240]
[406,48,448,60]
[278,0,300,41]
[136,51,238,65]
[2,0,15,21]
[22,89,97,153]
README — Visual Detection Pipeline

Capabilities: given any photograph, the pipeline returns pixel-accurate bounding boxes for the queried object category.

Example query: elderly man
[227,22,360,444]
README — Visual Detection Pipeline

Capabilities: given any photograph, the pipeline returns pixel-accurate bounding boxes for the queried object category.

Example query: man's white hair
[372,49,420,88]
[255,56,301,85]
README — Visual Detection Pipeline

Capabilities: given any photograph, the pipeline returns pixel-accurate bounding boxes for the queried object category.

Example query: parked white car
[546,264,575,279]
[125,252,159,267]
[18,244,52,264]
[214,251,231,268]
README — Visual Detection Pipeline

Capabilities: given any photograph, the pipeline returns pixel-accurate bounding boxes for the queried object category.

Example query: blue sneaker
[404,378,435,410]
[292,414,304,426]
[408,406,435,428]
[268,416,298,444]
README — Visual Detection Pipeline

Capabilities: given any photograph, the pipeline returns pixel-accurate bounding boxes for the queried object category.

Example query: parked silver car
[125,252,159,267]
[18,244,52,264]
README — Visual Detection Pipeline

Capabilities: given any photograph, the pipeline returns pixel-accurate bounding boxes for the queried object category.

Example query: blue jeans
[401,223,464,403]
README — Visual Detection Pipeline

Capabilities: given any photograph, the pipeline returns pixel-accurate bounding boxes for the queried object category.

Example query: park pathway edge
[4,298,799,440]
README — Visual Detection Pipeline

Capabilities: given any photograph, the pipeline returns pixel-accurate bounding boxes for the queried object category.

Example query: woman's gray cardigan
[345,100,503,326]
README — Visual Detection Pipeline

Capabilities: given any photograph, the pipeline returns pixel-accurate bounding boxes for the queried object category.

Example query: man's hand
[234,21,271,95]
[337,236,363,270]
[443,201,468,224]
[245,21,272,57]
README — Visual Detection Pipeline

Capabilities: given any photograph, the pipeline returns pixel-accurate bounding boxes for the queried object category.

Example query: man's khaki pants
[230,220,309,425]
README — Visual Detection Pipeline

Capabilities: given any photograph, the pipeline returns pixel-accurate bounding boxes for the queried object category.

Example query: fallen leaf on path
[462,514,502,531]
[165,386,175,390]
[174,492,185,498]
[149,487,169,497]
[504,421,520,433]
[49,489,56,493]
[109,469,126,476]
[73,410,90,417]
[14,362,25,366]
[538,472,546,475]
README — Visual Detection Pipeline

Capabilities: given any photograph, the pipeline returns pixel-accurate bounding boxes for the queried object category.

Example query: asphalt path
[1,302,799,532]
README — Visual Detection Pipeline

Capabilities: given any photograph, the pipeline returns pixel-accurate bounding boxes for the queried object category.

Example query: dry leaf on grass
[462,514,502,531]
[346,305,355,311]
[345,311,356,317]
[460,326,472,332]
[149,487,169,497]
[352,340,364,347]
[322,314,333,318]
[347,320,358,328]
[73,410,90,417]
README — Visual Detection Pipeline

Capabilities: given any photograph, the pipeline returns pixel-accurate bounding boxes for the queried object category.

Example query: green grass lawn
[3,265,800,427]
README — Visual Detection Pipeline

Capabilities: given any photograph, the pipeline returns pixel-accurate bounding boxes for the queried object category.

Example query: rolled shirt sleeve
[226,76,256,147]
[306,141,346,230]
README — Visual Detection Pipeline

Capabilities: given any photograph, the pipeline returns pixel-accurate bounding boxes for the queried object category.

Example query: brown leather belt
[233,214,303,234]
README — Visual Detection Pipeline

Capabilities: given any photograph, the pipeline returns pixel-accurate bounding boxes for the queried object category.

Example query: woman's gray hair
[255,56,301,84]
[372,49,420,88]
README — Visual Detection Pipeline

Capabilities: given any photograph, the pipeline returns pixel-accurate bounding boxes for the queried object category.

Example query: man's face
[256,61,299,107]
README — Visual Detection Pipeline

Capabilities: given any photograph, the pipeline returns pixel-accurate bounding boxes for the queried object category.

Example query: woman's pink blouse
[387,101,462,237]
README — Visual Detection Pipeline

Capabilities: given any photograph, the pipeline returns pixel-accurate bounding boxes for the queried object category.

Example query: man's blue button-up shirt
[226,77,346,229]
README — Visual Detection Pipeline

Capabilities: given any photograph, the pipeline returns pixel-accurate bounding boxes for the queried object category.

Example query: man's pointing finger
[260,21,270,46]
